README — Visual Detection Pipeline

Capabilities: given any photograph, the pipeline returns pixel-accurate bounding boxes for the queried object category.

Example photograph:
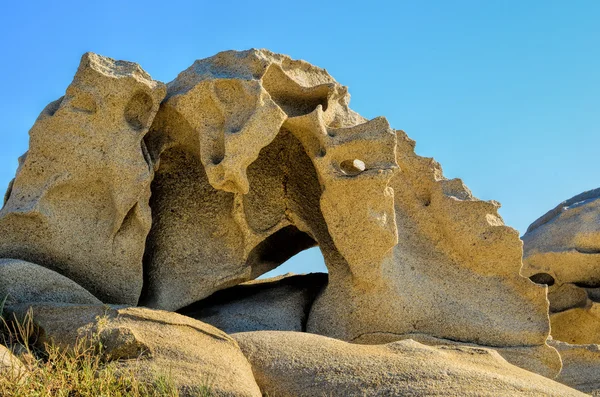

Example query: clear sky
[0,1,598,277]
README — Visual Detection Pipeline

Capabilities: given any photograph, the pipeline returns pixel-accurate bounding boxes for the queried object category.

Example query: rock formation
[1,50,594,394]
[523,188,600,394]
[179,273,327,333]
[0,53,166,305]
[233,331,584,397]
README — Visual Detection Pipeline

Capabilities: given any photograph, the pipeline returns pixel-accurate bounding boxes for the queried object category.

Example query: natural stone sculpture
[9,304,261,397]
[0,259,101,307]
[522,188,600,393]
[138,49,557,376]
[522,188,600,288]
[0,53,166,305]
[233,331,585,397]
[0,50,564,384]
[179,273,327,333]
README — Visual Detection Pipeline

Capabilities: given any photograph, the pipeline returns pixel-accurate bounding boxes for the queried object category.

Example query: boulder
[8,304,261,397]
[0,258,101,307]
[550,339,600,395]
[522,188,600,286]
[179,273,327,333]
[233,331,584,397]
[0,53,166,305]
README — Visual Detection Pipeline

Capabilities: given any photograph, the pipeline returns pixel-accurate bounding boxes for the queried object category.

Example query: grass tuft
[0,306,212,397]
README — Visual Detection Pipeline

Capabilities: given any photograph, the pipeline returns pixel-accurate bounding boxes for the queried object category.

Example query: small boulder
[550,339,600,395]
[0,344,25,379]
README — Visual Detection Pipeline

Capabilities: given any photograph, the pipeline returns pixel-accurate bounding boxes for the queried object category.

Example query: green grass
[0,303,212,397]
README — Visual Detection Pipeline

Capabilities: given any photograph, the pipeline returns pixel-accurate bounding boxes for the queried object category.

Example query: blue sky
[0,1,598,277]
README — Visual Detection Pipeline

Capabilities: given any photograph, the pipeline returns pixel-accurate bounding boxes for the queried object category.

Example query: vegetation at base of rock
[0,308,211,397]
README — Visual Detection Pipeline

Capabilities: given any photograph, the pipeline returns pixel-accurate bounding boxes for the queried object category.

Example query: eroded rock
[233,331,584,397]
[141,49,558,376]
[0,258,101,307]
[179,273,327,333]
[0,53,166,305]
[522,188,600,287]
[550,339,600,395]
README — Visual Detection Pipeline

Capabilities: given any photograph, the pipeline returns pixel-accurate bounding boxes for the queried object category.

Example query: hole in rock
[262,65,331,117]
[177,242,328,333]
[529,273,555,286]
[340,159,365,176]
[259,246,328,279]
[245,226,326,279]
[125,91,154,130]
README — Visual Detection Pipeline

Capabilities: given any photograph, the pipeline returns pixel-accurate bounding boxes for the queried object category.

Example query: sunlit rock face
[522,188,600,345]
[522,188,600,393]
[0,50,560,379]
[0,53,166,305]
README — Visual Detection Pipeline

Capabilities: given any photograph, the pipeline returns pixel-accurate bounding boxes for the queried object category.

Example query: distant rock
[233,331,585,397]
[179,273,327,333]
[522,188,600,287]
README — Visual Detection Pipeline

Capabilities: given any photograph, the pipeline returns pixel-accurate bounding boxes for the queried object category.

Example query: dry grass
[0,300,212,397]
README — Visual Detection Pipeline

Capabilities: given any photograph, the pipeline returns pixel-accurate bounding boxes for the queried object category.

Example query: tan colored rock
[550,339,600,395]
[142,49,364,310]
[9,304,261,397]
[233,331,584,397]
[0,344,25,379]
[0,53,166,305]
[352,332,558,381]
[522,188,600,286]
[522,189,600,351]
[0,258,101,307]
[179,273,327,333]
[141,49,557,376]
[306,129,557,376]
[551,302,600,345]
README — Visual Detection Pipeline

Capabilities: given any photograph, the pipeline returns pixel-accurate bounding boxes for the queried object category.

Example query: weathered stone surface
[550,340,600,395]
[0,258,101,307]
[551,302,600,345]
[9,304,261,397]
[234,331,584,397]
[306,130,557,376]
[523,188,600,356]
[0,53,166,305]
[179,273,327,333]
[142,49,365,310]
[352,332,559,381]
[0,344,25,379]
[139,49,557,376]
[522,188,600,286]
